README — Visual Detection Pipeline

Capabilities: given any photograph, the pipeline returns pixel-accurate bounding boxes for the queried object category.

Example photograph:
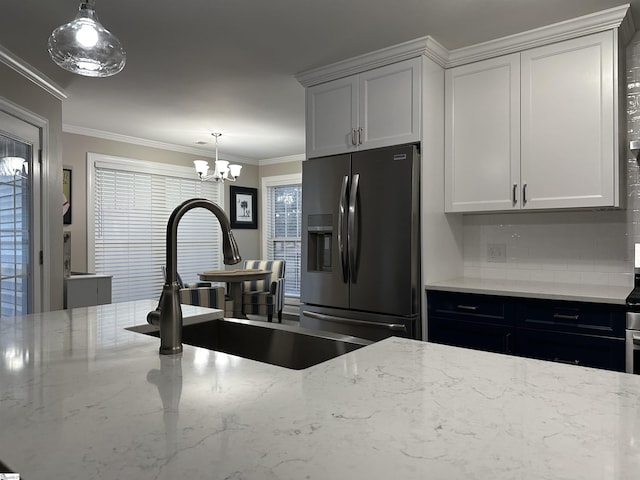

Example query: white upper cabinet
[445,54,521,212]
[520,31,616,210]
[358,60,422,151]
[306,57,422,158]
[445,30,623,213]
[306,76,358,157]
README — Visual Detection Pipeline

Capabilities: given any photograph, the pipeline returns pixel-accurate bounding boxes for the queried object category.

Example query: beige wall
[62,133,306,272]
[259,161,302,179]
[2,62,64,311]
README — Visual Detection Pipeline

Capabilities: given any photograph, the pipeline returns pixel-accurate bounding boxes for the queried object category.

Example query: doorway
[0,110,41,316]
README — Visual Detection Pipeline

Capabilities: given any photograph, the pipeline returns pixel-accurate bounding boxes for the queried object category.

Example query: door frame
[0,96,50,313]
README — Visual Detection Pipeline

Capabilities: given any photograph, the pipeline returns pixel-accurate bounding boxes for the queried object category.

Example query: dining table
[198,268,271,318]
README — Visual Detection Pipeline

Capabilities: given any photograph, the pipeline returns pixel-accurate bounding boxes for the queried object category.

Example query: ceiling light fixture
[194,133,242,183]
[47,0,126,77]
[0,156,26,178]
[1,140,27,178]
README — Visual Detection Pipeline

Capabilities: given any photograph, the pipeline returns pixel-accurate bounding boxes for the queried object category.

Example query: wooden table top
[198,269,271,281]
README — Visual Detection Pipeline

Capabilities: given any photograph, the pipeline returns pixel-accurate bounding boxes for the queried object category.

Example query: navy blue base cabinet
[427,290,625,372]
[427,292,515,354]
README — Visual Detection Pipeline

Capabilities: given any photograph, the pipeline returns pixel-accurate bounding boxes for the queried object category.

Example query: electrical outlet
[487,243,507,263]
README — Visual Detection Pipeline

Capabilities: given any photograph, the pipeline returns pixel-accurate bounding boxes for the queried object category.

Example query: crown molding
[296,4,632,83]
[618,4,636,46]
[64,124,258,165]
[296,35,449,87]
[0,44,67,101]
[447,3,632,67]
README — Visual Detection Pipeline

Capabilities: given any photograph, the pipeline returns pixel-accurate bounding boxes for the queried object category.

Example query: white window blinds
[262,174,302,297]
[89,155,223,304]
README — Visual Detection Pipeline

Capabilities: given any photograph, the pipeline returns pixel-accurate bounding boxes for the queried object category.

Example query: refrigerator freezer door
[349,144,420,316]
[301,154,351,309]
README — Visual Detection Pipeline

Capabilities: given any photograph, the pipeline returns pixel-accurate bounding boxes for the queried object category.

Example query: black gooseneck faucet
[147,198,241,355]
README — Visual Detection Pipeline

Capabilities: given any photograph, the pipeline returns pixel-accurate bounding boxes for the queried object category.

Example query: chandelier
[47,0,126,77]
[194,133,242,183]
[0,156,26,178]
[0,139,27,178]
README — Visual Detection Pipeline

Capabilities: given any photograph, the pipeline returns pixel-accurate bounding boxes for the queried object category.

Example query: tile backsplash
[462,31,640,288]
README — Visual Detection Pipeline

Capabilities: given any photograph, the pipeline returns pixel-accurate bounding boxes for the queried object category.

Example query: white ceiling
[1,0,639,163]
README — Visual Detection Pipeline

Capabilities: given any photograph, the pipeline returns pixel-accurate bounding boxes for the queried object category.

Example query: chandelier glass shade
[1,138,28,178]
[194,133,242,183]
[48,0,126,77]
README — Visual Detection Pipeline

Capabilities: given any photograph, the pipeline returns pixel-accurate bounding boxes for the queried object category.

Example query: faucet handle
[147,287,166,325]
[147,309,161,326]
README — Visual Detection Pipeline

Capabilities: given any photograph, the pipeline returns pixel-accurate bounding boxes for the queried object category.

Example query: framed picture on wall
[63,168,72,225]
[230,186,257,229]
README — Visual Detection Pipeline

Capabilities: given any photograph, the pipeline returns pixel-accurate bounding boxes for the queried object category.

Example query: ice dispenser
[307,214,333,272]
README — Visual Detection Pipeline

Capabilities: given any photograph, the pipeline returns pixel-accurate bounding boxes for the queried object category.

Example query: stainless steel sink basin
[127,318,372,370]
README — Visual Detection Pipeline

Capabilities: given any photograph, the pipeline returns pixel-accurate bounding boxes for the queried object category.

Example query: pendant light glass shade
[48,0,126,77]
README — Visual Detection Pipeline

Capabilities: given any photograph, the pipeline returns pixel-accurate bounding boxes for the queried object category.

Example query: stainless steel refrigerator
[300,143,421,341]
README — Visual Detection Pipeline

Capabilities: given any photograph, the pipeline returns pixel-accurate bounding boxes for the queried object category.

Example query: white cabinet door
[305,58,422,158]
[445,54,521,212]
[359,57,422,151]
[306,76,358,158]
[521,31,618,209]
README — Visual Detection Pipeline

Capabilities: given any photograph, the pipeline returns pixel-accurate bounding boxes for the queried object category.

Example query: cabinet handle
[505,332,512,353]
[457,305,478,311]
[512,184,518,205]
[357,127,363,145]
[553,357,580,366]
[553,313,579,321]
[351,129,358,146]
[522,183,528,206]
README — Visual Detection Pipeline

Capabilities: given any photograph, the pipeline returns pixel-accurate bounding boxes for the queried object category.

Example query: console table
[64,273,112,309]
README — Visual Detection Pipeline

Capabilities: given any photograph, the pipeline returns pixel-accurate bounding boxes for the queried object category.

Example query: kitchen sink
[126,317,372,370]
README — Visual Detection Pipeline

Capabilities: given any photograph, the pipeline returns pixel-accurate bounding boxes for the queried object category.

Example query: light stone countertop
[1,299,640,479]
[426,277,633,304]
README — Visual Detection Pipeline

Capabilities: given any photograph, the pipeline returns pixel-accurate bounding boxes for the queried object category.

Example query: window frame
[261,173,302,300]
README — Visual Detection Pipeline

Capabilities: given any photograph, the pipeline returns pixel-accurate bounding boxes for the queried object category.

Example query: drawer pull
[457,305,478,311]
[553,357,580,366]
[553,313,579,321]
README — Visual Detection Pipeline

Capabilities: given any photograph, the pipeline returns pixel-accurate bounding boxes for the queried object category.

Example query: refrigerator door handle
[302,310,407,331]
[348,173,360,283]
[338,175,349,283]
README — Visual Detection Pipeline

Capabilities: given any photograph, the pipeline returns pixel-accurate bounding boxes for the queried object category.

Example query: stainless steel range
[626,291,640,374]
[625,243,640,373]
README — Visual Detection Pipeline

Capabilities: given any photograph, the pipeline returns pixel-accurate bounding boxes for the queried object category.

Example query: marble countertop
[426,277,633,304]
[2,300,640,479]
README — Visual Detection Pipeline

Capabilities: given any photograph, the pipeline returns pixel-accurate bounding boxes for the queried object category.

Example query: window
[262,174,302,298]
[88,154,223,303]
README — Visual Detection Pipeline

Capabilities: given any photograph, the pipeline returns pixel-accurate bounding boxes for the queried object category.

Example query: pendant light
[194,133,242,183]
[48,0,126,77]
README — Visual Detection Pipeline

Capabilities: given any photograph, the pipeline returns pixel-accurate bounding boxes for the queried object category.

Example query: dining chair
[162,266,233,316]
[241,260,286,322]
